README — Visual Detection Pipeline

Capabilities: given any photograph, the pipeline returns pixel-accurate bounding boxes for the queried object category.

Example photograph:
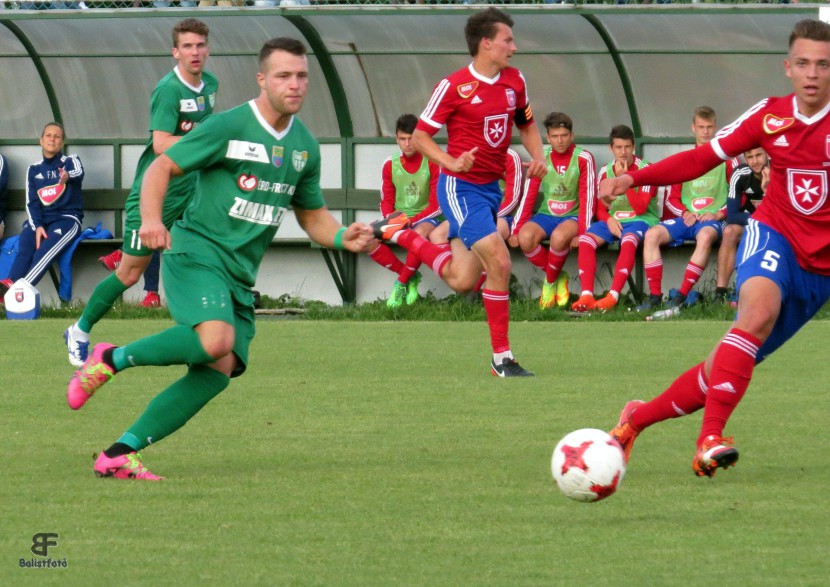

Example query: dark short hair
[396,114,418,135]
[693,106,716,123]
[543,112,573,133]
[259,37,308,71]
[42,121,65,139]
[465,8,513,57]
[609,124,634,144]
[172,18,209,48]
[789,19,830,50]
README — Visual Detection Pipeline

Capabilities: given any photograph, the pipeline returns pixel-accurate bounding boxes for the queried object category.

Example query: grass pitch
[1,319,828,586]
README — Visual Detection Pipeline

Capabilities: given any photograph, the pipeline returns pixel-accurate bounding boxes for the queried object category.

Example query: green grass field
[2,319,828,586]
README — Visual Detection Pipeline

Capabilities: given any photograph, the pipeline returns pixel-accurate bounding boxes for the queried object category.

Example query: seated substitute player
[64,18,218,367]
[714,147,768,302]
[65,37,374,480]
[600,18,830,478]
[0,123,84,298]
[571,125,657,312]
[509,112,596,309]
[637,106,739,315]
[372,113,441,308]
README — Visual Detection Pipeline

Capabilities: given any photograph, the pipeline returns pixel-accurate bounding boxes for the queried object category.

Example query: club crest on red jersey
[787,169,827,215]
[237,173,258,192]
[37,183,65,206]
[457,82,478,99]
[825,135,830,160]
[763,114,795,134]
[484,114,508,148]
[505,88,516,108]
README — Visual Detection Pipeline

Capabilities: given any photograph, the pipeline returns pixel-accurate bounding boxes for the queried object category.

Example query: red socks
[698,328,760,445]
[482,289,510,353]
[368,243,404,274]
[524,245,547,270]
[630,362,709,431]
[576,235,597,293]
[396,230,452,278]
[545,247,569,284]
[679,262,705,297]
[644,259,663,297]
[610,235,638,295]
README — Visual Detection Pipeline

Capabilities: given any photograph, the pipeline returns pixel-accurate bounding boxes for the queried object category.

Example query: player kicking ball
[601,19,830,478]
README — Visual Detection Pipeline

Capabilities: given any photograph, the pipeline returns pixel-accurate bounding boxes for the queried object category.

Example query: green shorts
[122,189,191,257]
[162,251,256,378]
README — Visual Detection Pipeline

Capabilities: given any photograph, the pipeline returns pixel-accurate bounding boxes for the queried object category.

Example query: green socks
[112,325,215,371]
[117,365,230,451]
[78,272,129,333]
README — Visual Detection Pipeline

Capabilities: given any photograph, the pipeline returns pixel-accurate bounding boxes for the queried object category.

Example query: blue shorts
[412,217,442,229]
[587,220,650,246]
[499,215,514,233]
[735,220,830,363]
[525,214,577,237]
[659,218,723,247]
[438,174,500,249]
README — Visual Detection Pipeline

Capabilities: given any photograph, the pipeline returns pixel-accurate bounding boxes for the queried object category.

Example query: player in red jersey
[601,19,830,478]
[372,114,441,308]
[372,8,546,377]
[510,112,596,310]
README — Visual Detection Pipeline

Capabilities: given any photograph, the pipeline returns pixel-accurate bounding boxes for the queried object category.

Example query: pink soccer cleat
[94,451,163,480]
[67,343,117,410]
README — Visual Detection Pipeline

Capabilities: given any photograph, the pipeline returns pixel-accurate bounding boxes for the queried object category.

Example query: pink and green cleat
[94,451,163,480]
[67,343,117,410]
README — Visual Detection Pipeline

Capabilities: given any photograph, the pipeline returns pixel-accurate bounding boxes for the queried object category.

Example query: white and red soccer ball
[551,428,626,502]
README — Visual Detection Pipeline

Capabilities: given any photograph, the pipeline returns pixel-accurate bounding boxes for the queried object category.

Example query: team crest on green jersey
[197,96,206,111]
[292,150,308,172]
[209,93,216,108]
[272,146,284,168]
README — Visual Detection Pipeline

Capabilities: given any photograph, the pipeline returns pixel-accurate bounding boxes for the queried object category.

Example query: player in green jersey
[64,18,219,368]
[66,37,374,480]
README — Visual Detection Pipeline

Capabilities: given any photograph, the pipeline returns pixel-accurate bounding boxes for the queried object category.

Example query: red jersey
[417,64,534,184]
[628,94,830,275]
[498,148,524,218]
[379,151,440,223]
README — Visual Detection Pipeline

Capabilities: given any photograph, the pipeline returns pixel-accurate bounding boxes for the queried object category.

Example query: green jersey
[126,66,219,225]
[164,100,326,287]
[391,154,431,217]
[604,158,659,226]
[680,162,729,215]
[537,145,583,217]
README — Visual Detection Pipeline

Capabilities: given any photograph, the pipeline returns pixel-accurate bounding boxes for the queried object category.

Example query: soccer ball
[551,428,626,502]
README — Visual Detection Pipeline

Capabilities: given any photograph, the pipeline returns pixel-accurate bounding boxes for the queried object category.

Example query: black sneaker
[370,211,410,240]
[490,357,534,378]
[634,293,662,312]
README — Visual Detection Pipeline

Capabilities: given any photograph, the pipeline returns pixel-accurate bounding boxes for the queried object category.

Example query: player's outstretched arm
[598,174,634,207]
[295,207,374,253]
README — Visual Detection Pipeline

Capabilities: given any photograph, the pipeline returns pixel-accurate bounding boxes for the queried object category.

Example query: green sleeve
[148,84,181,134]
[291,142,326,211]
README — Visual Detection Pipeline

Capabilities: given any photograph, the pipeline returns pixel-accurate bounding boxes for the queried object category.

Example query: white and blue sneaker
[64,325,90,368]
